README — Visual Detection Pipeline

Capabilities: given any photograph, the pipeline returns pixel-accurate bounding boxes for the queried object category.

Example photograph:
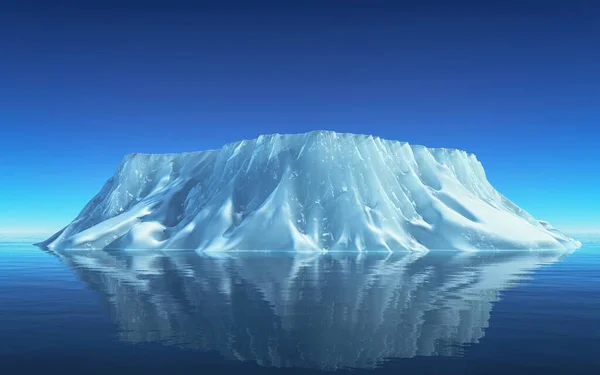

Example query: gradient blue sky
[1,0,598,234]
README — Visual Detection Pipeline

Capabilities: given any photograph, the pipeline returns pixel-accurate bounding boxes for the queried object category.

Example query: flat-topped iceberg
[38,131,581,252]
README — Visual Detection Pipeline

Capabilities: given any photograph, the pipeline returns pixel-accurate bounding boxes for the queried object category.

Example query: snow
[38,131,581,252]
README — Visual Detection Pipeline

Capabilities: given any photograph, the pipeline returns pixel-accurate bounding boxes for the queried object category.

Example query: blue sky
[1,0,598,234]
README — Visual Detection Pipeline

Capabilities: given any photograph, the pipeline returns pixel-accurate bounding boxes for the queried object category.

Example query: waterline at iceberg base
[38,131,580,252]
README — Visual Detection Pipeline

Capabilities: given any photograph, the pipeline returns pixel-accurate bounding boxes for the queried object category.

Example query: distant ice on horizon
[39,131,581,252]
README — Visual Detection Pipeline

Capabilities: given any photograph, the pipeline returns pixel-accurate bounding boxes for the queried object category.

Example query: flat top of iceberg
[123,130,477,159]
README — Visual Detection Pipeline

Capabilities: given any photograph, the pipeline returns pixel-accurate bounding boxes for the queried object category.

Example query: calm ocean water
[0,235,598,374]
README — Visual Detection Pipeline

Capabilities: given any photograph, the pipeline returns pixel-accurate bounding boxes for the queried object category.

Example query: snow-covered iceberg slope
[39,131,581,252]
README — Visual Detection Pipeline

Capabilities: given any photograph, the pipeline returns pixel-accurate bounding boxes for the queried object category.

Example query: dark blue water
[1,235,598,374]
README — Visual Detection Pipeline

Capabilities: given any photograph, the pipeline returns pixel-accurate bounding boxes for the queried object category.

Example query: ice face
[38,131,581,252]
[50,249,571,370]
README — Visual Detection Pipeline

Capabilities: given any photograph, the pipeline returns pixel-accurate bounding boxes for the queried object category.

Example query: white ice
[39,131,581,252]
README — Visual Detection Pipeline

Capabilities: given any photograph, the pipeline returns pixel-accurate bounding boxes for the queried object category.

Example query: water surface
[1,236,598,374]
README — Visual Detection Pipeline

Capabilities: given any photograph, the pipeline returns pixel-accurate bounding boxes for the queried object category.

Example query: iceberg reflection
[51,249,569,370]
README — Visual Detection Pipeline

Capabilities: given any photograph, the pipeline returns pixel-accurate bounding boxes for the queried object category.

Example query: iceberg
[38,131,581,252]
